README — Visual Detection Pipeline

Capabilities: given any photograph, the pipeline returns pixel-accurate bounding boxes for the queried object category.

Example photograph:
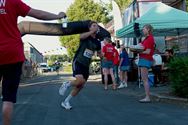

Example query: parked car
[38,63,50,73]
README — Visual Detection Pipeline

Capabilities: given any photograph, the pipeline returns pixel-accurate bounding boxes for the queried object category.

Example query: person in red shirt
[138,24,155,103]
[102,38,117,90]
[112,42,120,85]
[0,0,66,125]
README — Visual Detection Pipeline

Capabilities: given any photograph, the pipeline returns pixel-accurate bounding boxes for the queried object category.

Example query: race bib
[83,49,94,58]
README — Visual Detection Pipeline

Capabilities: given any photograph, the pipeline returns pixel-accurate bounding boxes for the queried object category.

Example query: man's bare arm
[27,8,66,20]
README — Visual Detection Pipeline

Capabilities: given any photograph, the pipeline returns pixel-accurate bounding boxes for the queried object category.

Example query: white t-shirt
[152,54,162,66]
[134,55,139,66]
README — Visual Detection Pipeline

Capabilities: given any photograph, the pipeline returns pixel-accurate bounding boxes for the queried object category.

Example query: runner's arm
[80,31,95,40]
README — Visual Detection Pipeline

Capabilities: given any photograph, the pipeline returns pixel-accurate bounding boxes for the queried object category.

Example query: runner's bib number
[83,49,93,58]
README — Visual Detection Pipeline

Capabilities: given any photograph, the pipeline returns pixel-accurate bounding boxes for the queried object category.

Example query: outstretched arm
[27,8,66,20]
[80,31,95,40]
[80,22,99,40]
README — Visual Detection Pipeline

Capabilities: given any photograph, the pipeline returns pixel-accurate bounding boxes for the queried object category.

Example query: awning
[116,2,188,38]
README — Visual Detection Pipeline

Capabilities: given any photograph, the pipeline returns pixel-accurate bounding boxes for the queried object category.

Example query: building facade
[24,42,45,64]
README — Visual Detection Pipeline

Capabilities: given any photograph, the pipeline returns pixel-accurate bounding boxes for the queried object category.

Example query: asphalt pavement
[0,73,188,125]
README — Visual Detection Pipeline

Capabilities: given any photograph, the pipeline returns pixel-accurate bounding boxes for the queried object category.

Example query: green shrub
[168,56,188,98]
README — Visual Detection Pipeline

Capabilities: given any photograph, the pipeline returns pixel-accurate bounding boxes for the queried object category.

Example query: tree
[114,0,132,12]
[46,54,71,66]
[107,0,132,13]
[59,34,80,59]
[59,0,110,59]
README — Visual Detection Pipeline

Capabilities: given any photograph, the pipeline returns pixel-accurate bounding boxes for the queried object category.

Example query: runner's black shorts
[72,60,89,81]
[0,62,23,103]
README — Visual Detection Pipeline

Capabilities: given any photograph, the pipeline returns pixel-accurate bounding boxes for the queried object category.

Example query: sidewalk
[89,74,188,107]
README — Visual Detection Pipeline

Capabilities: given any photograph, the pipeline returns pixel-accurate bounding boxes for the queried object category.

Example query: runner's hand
[58,12,66,19]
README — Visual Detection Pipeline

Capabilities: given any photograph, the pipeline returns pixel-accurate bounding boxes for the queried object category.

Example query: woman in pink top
[138,24,155,103]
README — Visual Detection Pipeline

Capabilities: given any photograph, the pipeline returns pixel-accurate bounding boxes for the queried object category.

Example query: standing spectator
[0,0,66,125]
[138,24,155,103]
[161,49,174,83]
[25,59,32,78]
[101,39,109,87]
[101,38,117,90]
[118,45,130,89]
[101,38,107,74]
[22,59,29,78]
[152,53,162,86]
[59,21,101,109]
[163,49,174,68]
[112,42,120,85]
[32,62,38,76]
[54,60,61,75]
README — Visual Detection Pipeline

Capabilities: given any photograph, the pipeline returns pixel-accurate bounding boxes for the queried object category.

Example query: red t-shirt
[113,49,119,65]
[139,34,155,61]
[0,0,31,65]
[102,43,115,61]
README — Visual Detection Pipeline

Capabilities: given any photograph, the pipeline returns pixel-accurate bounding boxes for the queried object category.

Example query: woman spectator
[112,42,120,85]
[102,38,117,90]
[138,24,155,103]
[118,45,130,89]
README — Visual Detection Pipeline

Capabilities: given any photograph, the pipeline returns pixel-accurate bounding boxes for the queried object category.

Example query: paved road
[0,73,188,125]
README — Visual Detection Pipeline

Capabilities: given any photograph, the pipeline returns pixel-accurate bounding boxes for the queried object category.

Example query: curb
[151,92,188,106]
[87,76,188,107]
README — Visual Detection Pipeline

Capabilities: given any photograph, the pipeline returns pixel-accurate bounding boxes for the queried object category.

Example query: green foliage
[59,0,111,60]
[172,44,180,52]
[67,0,110,23]
[46,54,71,66]
[108,0,132,13]
[59,35,79,59]
[168,56,188,98]
[47,60,54,66]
